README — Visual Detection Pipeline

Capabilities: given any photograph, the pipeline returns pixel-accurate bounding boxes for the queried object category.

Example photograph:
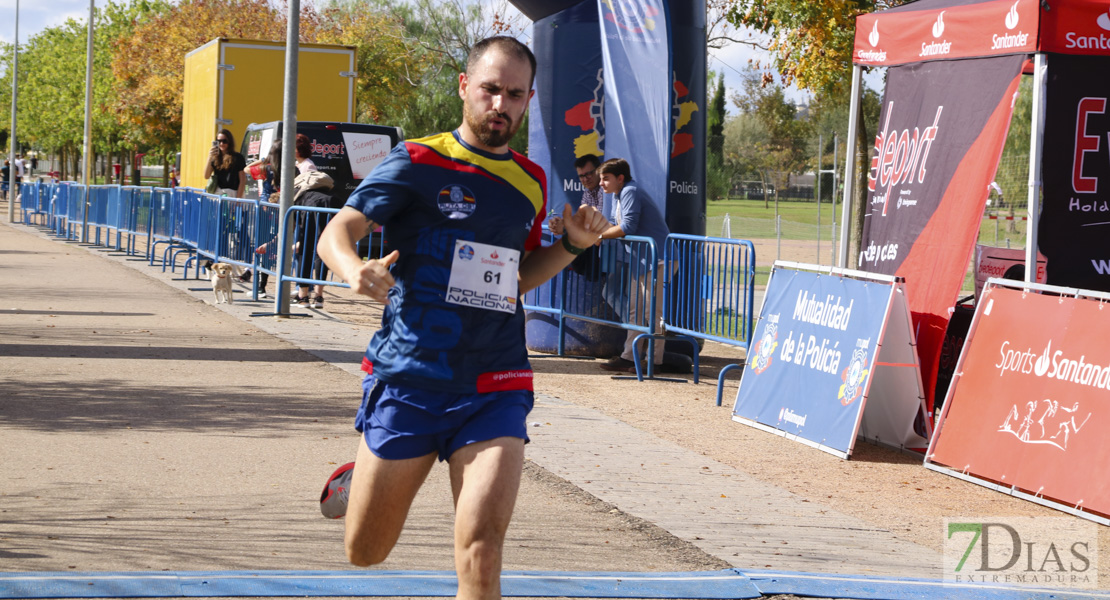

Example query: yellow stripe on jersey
[408,132,545,217]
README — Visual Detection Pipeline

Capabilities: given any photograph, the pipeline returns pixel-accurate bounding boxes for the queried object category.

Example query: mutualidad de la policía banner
[734,269,893,456]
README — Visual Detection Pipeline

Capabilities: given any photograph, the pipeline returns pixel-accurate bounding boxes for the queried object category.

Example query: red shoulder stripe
[406,142,501,185]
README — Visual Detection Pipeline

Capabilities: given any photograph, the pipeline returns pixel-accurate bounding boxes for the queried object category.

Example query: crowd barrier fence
[522,235,663,377]
[659,234,756,403]
[22,183,755,386]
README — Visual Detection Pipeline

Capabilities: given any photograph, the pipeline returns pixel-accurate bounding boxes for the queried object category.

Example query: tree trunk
[760,171,769,209]
[131,151,140,186]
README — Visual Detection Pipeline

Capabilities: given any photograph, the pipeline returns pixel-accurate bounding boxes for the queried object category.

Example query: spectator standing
[245,139,282,202]
[290,170,336,309]
[1,160,9,201]
[295,134,317,175]
[596,157,671,372]
[204,129,246,198]
[29,155,38,176]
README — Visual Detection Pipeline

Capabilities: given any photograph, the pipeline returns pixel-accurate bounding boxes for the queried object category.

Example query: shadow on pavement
[0,379,353,433]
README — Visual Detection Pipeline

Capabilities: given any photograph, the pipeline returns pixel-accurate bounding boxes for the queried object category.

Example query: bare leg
[449,437,525,600]
[345,436,436,567]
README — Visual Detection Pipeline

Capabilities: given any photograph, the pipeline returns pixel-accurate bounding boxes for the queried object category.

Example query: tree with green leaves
[316,6,431,127]
[732,67,812,211]
[353,0,529,152]
[706,72,728,200]
[725,0,909,258]
[112,0,313,174]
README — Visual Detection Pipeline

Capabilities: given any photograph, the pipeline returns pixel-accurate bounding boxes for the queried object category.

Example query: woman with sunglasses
[204,129,247,198]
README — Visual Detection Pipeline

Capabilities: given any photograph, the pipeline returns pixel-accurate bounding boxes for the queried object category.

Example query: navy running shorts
[355,374,533,461]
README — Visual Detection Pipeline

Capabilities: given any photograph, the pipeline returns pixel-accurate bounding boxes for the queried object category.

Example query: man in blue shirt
[317,36,610,600]
[596,158,671,372]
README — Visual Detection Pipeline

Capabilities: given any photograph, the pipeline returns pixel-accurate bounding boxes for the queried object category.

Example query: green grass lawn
[708,197,1030,294]
[707,197,841,226]
[709,196,1029,248]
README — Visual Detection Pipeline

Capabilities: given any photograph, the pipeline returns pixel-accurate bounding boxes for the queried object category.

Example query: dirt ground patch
[320,283,1108,575]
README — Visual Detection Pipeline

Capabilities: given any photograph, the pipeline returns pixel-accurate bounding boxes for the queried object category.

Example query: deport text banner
[858,54,1025,412]
[733,268,892,456]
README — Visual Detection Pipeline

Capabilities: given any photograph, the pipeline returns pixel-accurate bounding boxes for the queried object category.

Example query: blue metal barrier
[149,187,185,268]
[86,185,119,246]
[276,205,348,296]
[251,200,281,299]
[65,183,85,240]
[115,186,153,255]
[522,235,660,376]
[20,181,52,225]
[50,183,70,237]
[33,181,379,307]
[657,234,757,402]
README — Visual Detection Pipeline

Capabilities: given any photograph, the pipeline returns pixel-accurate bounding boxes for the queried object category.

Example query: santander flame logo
[932,11,946,37]
[869,21,880,46]
[1005,0,1020,30]
[1098,8,1110,31]
[1034,340,1052,377]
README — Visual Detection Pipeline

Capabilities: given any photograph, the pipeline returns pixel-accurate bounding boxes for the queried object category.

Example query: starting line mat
[1,569,1106,600]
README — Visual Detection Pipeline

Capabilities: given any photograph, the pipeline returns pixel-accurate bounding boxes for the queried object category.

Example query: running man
[316,36,610,600]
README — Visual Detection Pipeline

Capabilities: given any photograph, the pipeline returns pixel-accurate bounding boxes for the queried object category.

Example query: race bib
[446,240,520,314]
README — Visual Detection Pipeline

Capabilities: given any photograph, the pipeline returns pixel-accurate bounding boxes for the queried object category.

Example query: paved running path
[0,219,940,582]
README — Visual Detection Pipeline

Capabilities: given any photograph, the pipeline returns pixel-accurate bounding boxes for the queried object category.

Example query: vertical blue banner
[598,0,672,217]
[667,0,706,236]
[529,2,604,217]
[733,269,892,455]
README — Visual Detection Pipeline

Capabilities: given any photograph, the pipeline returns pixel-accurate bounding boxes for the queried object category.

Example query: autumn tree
[362,0,528,152]
[316,6,431,126]
[112,0,320,166]
[724,0,910,260]
[732,67,812,211]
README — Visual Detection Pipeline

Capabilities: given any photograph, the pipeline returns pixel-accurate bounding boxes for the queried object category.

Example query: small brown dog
[209,262,234,304]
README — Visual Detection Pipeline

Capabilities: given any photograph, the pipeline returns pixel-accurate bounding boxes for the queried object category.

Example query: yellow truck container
[181,38,356,189]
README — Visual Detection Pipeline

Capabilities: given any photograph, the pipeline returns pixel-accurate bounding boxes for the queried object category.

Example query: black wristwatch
[561,235,587,255]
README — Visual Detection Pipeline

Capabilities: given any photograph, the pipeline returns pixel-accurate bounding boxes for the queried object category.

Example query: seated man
[595,158,671,372]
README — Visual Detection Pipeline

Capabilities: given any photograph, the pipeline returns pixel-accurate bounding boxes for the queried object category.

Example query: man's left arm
[519,204,609,293]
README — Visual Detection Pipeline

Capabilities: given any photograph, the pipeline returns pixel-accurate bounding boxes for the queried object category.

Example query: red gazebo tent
[838,0,1110,414]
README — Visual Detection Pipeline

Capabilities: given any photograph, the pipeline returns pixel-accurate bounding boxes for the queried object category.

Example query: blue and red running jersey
[345,130,547,394]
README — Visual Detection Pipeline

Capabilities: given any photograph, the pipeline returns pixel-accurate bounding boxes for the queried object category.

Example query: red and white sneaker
[320,462,354,519]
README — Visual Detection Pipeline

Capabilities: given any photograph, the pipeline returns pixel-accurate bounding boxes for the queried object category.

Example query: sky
[0,0,819,110]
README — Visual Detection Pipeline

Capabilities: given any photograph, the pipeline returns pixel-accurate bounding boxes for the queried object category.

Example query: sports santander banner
[1038,53,1110,293]
[859,54,1025,410]
[928,283,1110,520]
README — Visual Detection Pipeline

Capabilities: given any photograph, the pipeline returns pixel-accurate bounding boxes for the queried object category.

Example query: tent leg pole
[838,64,863,269]
[1025,52,1046,283]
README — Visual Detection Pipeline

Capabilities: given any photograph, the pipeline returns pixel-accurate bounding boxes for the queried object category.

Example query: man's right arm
[317,207,398,303]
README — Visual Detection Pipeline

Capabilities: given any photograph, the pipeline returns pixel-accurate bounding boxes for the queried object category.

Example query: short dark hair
[574,154,600,171]
[468,36,536,88]
[295,133,311,161]
[598,157,630,182]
